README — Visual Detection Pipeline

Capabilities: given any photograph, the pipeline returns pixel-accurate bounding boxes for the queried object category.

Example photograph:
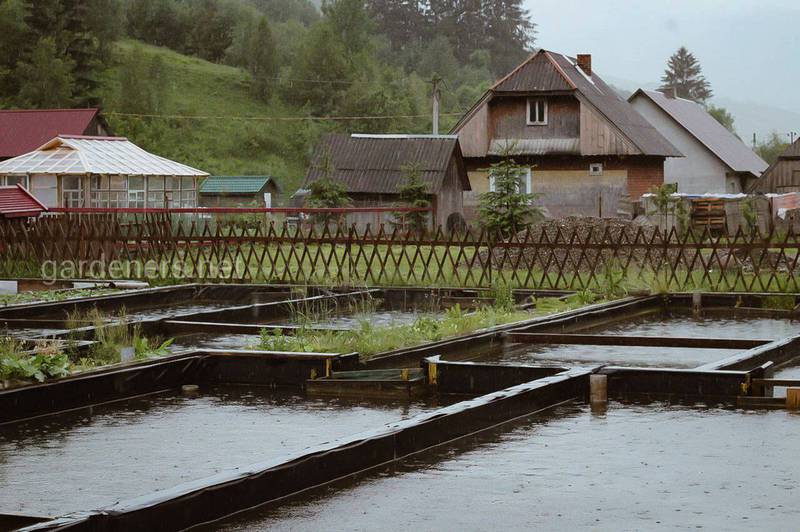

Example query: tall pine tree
[658,46,712,103]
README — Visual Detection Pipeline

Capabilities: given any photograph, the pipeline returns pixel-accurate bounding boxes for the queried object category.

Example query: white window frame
[1,175,29,188]
[526,98,548,126]
[489,167,532,195]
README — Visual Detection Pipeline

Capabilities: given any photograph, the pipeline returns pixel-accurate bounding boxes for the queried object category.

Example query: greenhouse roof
[0,136,208,177]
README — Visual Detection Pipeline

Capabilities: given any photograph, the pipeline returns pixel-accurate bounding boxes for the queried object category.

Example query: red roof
[0,184,48,218]
[0,109,100,158]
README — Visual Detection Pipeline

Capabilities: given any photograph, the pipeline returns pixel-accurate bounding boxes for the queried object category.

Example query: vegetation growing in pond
[258,294,597,359]
[0,337,71,383]
[66,308,174,369]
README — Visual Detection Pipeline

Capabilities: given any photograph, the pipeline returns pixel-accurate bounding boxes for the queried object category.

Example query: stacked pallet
[691,197,726,233]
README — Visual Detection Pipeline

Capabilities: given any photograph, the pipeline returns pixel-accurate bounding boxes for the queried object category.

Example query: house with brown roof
[750,138,800,193]
[0,108,109,161]
[451,50,682,219]
[302,134,470,229]
[629,89,767,194]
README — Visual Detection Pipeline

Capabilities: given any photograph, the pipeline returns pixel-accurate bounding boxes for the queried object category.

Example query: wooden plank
[505,332,768,349]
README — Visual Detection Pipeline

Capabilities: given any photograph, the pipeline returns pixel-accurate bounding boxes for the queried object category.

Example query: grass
[257,294,599,360]
[66,309,174,370]
[100,40,314,194]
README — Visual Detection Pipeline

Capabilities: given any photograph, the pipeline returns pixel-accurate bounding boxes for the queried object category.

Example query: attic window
[527,98,547,126]
[589,163,603,176]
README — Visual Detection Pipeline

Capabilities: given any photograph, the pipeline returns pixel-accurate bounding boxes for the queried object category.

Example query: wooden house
[750,138,800,193]
[629,89,767,194]
[0,135,207,208]
[451,50,682,219]
[200,176,280,208]
[302,134,470,229]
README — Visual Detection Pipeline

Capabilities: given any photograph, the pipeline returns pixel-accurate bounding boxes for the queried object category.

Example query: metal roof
[0,184,47,218]
[0,136,208,177]
[200,176,277,194]
[304,134,470,194]
[630,89,768,176]
[0,108,100,159]
[488,138,580,156]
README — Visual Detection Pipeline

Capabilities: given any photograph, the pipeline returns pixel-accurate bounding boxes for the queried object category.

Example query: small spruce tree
[392,163,430,234]
[478,144,541,238]
[307,151,351,227]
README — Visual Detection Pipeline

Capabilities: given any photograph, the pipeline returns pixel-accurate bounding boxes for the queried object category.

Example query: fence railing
[3,213,800,293]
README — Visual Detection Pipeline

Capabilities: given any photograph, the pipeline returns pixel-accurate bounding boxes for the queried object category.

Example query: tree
[306,151,351,227]
[62,0,103,106]
[659,46,712,103]
[755,132,790,165]
[248,16,278,102]
[0,0,29,103]
[15,37,75,108]
[392,163,430,234]
[707,105,736,135]
[322,0,374,62]
[478,144,542,237]
[187,0,234,62]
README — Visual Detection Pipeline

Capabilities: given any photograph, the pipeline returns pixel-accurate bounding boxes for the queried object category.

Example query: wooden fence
[3,213,800,293]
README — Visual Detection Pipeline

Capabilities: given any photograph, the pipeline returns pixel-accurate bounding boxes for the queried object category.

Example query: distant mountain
[604,75,800,145]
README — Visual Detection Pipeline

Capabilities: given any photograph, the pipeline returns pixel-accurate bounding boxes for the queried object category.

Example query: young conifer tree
[392,163,430,234]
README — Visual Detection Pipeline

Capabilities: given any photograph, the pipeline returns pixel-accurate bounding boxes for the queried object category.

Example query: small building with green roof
[199,176,280,208]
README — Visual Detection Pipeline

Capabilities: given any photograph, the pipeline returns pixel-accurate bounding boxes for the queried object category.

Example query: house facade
[629,89,767,194]
[751,138,800,193]
[0,135,207,208]
[302,134,470,229]
[452,50,682,219]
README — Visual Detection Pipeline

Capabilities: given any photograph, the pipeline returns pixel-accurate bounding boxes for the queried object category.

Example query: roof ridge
[0,108,99,114]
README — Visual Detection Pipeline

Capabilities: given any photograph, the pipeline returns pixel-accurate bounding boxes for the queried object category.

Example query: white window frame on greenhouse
[0,175,28,188]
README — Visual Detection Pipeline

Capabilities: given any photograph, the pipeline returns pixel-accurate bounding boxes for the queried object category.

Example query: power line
[105,111,465,122]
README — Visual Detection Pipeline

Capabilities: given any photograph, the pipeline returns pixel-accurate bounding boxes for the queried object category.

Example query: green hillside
[99,40,321,196]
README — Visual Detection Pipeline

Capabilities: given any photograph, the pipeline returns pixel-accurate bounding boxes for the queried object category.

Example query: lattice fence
[2,213,800,292]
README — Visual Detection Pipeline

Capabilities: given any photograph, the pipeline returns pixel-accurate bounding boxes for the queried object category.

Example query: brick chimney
[576,54,592,76]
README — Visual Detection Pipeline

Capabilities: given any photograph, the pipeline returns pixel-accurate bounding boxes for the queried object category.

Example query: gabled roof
[0,108,101,159]
[778,137,800,159]
[452,49,682,158]
[0,184,47,218]
[0,136,208,177]
[630,89,768,177]
[304,134,470,194]
[200,176,278,194]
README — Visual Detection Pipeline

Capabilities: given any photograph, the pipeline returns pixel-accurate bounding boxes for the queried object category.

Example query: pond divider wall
[22,369,590,532]
[0,350,357,424]
[425,357,568,395]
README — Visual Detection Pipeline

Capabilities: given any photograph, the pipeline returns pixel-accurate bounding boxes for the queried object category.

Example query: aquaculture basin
[212,401,800,531]
[0,386,446,518]
[453,312,799,369]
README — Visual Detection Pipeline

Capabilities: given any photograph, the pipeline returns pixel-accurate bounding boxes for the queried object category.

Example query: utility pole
[789,131,798,145]
[752,132,757,149]
[431,76,442,135]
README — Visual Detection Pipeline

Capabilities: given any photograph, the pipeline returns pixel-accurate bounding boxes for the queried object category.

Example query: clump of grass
[257,301,559,360]
[65,308,174,369]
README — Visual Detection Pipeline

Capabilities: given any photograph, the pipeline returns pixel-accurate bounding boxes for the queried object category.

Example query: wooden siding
[456,102,490,158]
[754,159,800,193]
[490,95,579,141]
[580,102,641,156]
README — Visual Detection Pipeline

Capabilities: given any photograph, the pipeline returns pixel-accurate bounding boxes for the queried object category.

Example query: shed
[629,89,767,194]
[750,138,800,193]
[303,134,470,229]
[0,135,208,208]
[199,176,280,208]
[0,184,48,219]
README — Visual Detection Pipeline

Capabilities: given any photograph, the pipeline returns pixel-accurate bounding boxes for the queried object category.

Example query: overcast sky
[526,0,800,111]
